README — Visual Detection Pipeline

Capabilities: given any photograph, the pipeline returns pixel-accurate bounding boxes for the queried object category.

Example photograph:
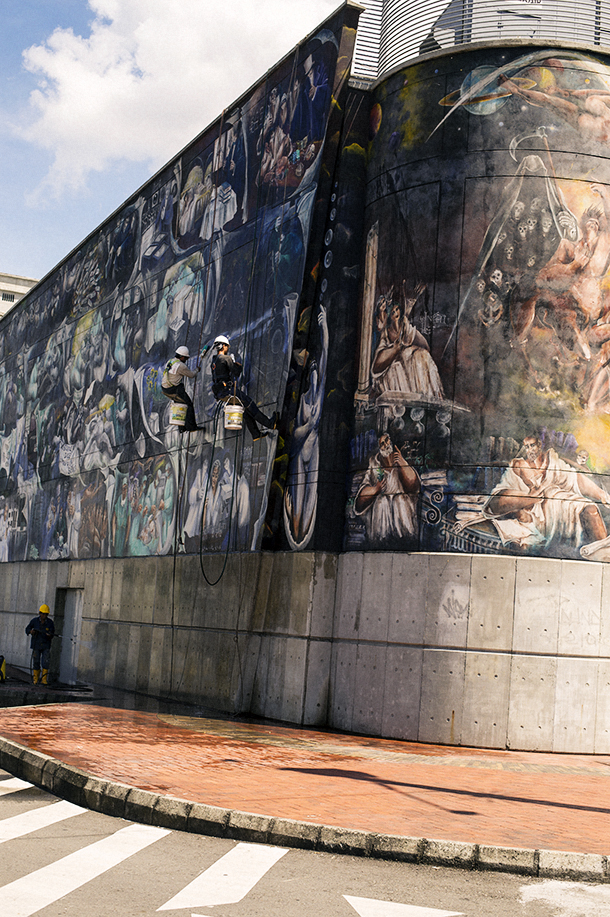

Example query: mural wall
[0,8,358,563]
[347,47,610,562]
[264,81,370,553]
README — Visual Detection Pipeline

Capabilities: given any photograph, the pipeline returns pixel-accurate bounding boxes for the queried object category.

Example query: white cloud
[16,0,340,203]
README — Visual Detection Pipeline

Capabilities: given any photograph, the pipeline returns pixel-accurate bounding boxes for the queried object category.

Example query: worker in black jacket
[211,335,277,439]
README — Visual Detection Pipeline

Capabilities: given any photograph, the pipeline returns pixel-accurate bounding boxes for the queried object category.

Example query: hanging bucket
[224,398,244,430]
[170,402,188,426]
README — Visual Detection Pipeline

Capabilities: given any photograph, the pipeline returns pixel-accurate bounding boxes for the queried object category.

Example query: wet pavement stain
[1,703,610,854]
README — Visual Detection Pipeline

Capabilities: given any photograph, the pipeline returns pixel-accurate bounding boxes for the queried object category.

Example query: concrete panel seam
[330,638,610,662]
[300,638,311,726]
[509,557,518,648]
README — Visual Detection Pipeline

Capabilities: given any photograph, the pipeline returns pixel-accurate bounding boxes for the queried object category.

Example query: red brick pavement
[0,704,609,855]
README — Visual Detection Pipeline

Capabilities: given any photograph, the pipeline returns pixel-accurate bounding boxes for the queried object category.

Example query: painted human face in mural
[522,436,543,465]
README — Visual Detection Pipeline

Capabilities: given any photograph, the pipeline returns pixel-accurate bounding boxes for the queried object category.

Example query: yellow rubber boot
[41,669,49,685]
[32,669,40,684]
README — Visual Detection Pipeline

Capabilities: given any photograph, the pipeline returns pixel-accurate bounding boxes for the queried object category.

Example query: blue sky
[0,0,340,281]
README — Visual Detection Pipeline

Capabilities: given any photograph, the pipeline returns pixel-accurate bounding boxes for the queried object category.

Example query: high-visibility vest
[162,357,181,388]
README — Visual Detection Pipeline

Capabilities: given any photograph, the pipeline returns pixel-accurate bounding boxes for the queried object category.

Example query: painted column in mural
[267,75,370,554]
[346,46,610,563]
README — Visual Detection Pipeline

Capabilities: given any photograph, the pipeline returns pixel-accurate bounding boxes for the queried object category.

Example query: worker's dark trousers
[162,383,197,431]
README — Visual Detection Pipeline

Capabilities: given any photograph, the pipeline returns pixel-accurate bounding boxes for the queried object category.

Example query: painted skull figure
[490,268,503,287]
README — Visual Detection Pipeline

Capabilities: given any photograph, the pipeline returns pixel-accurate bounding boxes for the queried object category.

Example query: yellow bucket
[170,403,188,426]
[224,401,244,430]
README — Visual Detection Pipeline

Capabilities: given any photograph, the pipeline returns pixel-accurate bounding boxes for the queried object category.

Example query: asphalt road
[1,769,608,917]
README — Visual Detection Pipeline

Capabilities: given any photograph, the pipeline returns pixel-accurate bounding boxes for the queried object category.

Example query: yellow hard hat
[39,604,50,615]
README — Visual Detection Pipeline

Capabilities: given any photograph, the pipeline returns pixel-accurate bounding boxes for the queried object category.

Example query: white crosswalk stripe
[0,799,86,843]
[344,896,464,917]
[0,776,473,917]
[0,822,170,917]
[157,841,289,910]
[0,777,33,795]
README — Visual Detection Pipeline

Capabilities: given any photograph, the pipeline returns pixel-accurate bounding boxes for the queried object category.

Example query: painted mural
[0,12,357,563]
[264,80,369,553]
[347,47,610,562]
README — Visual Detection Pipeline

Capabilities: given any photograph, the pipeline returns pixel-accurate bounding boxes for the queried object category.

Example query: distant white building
[0,272,38,318]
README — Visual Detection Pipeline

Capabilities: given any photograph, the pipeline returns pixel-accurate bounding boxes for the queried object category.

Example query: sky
[0,0,341,282]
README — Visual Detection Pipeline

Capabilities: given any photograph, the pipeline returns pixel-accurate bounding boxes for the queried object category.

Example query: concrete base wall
[1,551,609,753]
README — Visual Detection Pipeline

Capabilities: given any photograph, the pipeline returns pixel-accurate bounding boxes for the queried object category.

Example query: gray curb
[0,735,607,881]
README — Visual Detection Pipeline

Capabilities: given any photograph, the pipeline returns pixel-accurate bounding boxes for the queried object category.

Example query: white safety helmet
[214,335,230,348]
[175,346,190,358]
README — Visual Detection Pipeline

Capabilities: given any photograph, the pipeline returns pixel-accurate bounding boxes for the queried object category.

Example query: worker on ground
[25,604,55,685]
[161,345,201,432]
[211,335,277,439]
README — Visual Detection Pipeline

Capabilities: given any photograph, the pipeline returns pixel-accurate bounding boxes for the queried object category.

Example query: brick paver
[0,703,609,855]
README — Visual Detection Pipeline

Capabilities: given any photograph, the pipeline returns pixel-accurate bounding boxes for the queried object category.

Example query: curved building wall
[347,42,610,567]
[333,40,610,750]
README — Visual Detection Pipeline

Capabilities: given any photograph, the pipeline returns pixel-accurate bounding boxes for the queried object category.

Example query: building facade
[2,2,610,752]
[0,273,38,319]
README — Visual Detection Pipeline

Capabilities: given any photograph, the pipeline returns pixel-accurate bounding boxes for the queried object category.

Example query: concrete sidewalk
[0,701,609,881]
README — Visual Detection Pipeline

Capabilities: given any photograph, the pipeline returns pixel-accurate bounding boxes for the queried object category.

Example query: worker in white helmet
[161,345,201,432]
[211,335,277,439]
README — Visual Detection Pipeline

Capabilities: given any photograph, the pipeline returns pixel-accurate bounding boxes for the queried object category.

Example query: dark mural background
[347,47,610,562]
[0,8,359,563]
